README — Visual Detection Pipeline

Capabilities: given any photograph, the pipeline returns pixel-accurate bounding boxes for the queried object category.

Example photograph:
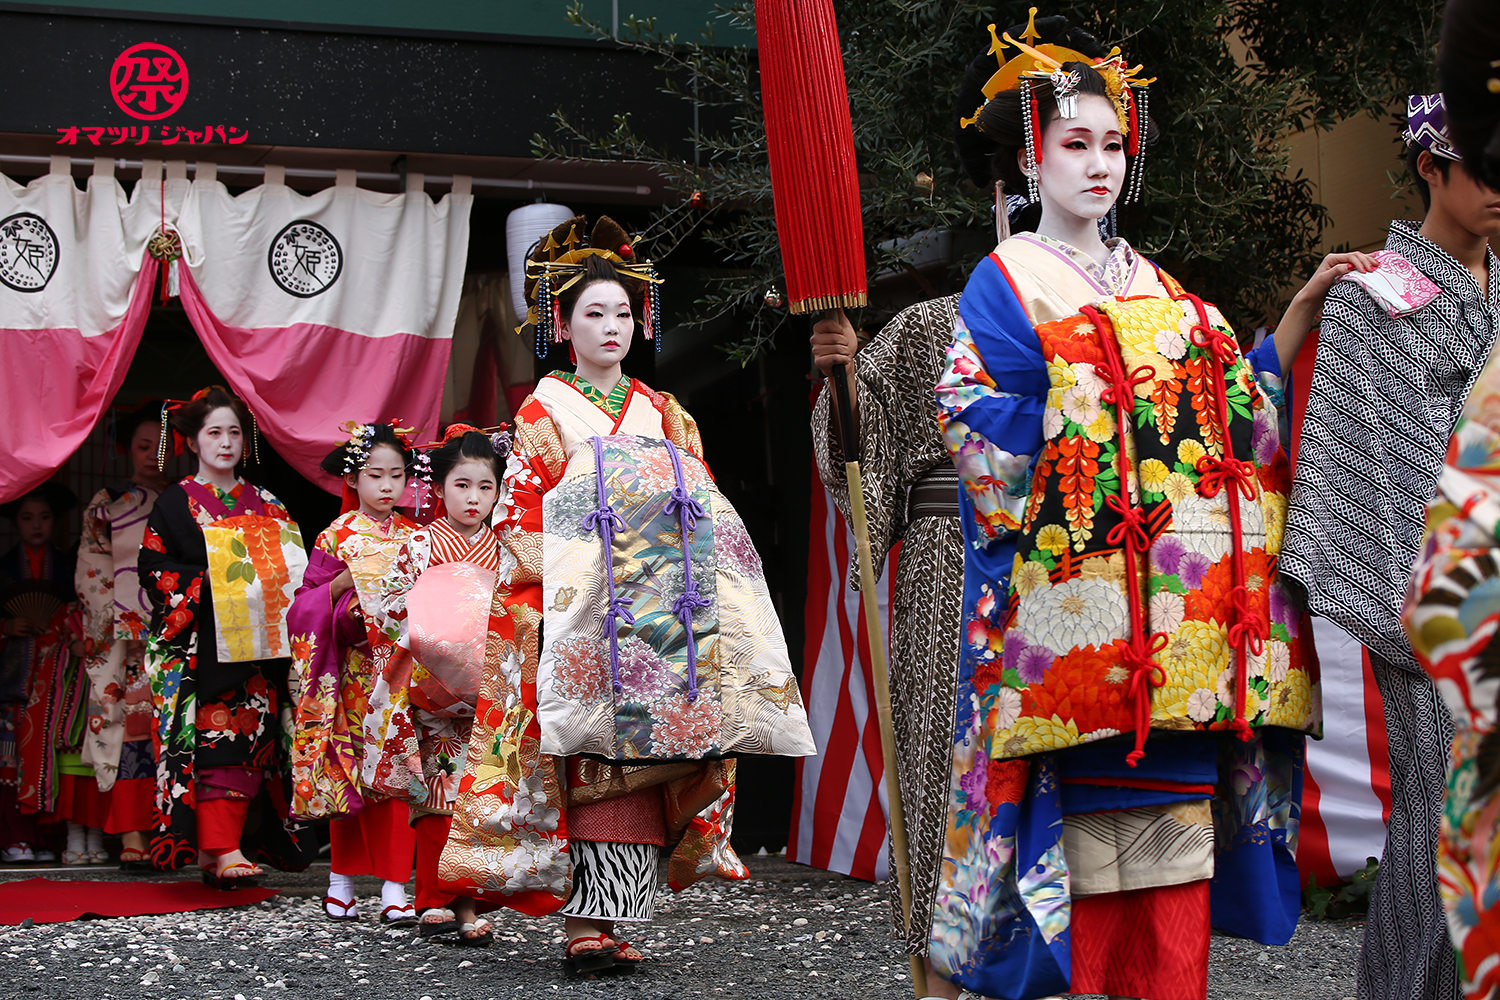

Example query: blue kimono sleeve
[935,254,1050,551]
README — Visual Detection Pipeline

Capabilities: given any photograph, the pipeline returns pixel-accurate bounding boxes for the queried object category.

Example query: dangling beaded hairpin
[1123,87,1149,204]
[534,271,553,357]
[245,403,262,465]
[1021,78,1041,203]
[156,401,175,472]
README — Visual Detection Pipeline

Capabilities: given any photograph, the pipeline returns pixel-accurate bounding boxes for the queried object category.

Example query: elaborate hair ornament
[958,9,1154,204]
[518,215,664,357]
[335,419,416,476]
[1051,68,1082,119]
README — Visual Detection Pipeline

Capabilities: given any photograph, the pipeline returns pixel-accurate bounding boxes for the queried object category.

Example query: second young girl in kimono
[439,215,815,976]
[76,400,168,869]
[139,386,315,883]
[288,422,419,923]
[364,426,505,945]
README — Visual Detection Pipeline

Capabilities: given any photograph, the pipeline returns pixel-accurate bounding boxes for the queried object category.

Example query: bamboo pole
[831,362,926,998]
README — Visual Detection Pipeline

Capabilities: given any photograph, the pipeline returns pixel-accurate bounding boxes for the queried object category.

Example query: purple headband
[1404,94,1463,162]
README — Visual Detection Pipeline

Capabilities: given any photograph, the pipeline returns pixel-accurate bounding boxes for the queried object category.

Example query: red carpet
[0,878,277,925]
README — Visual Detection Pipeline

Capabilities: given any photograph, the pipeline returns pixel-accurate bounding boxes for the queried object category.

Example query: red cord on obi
[1081,305,1168,766]
[1176,291,1259,741]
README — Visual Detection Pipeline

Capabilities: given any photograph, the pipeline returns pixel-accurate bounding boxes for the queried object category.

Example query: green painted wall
[0,0,751,43]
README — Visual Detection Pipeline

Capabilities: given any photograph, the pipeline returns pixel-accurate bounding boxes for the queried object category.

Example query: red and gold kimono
[439,372,814,917]
[362,515,500,910]
[288,509,418,883]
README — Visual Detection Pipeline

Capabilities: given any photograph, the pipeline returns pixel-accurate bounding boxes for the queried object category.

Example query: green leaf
[230,538,247,558]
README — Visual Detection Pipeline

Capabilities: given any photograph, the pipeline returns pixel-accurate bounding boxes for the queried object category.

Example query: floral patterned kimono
[3,542,90,822]
[1405,347,1500,1000]
[288,509,416,818]
[930,234,1319,1000]
[138,477,315,871]
[362,516,500,815]
[76,484,160,832]
[439,372,815,917]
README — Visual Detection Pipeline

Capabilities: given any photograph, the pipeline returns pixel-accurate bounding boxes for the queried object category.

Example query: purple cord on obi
[664,440,710,701]
[582,436,633,695]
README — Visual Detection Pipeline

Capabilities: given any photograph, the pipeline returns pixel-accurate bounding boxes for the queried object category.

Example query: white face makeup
[560,280,634,380]
[1028,93,1126,227]
[436,457,498,534]
[347,442,407,519]
[188,405,244,478]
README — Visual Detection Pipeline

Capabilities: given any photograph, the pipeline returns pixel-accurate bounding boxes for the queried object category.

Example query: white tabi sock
[381,879,410,911]
[65,822,85,855]
[85,827,103,855]
[328,871,356,902]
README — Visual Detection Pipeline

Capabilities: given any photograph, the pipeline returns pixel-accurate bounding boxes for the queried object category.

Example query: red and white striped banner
[1298,618,1392,884]
[788,470,896,882]
[1290,332,1393,887]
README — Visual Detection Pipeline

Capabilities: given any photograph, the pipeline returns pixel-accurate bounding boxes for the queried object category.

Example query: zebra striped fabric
[559,840,660,922]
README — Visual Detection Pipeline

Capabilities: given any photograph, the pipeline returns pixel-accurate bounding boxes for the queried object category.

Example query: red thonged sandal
[379,904,418,927]
[608,938,644,971]
[324,896,358,921]
[562,933,618,977]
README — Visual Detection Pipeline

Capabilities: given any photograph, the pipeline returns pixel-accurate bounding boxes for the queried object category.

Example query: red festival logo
[109,43,189,121]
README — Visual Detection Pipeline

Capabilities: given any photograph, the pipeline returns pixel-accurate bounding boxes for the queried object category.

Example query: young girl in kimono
[139,386,315,884]
[365,426,504,944]
[925,17,1372,1000]
[0,482,78,865]
[437,215,815,976]
[76,400,168,869]
[288,422,419,923]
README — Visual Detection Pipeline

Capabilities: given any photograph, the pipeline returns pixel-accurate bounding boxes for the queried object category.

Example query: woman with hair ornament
[438,215,815,976]
[928,12,1373,999]
[809,15,1119,991]
[137,385,315,884]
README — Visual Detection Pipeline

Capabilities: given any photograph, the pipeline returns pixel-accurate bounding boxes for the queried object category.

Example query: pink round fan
[406,561,496,716]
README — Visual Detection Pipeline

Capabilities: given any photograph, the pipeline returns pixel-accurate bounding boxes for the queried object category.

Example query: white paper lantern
[505,202,575,325]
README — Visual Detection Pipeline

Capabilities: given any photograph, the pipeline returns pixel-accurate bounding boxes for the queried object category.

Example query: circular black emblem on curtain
[268,219,343,297]
[0,213,59,292]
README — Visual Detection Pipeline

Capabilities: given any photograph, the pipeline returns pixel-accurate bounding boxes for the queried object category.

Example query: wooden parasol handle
[829,359,926,997]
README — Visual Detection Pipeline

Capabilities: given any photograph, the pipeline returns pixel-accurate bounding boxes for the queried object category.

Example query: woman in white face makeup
[925,19,1375,1000]
[434,215,815,978]
[137,386,315,885]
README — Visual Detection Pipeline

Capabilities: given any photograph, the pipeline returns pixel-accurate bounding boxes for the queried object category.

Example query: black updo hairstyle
[317,424,413,479]
[952,18,1157,232]
[113,399,164,452]
[427,430,504,487]
[170,386,251,442]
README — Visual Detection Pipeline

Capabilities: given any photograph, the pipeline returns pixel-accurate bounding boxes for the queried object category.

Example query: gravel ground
[0,858,1363,1000]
